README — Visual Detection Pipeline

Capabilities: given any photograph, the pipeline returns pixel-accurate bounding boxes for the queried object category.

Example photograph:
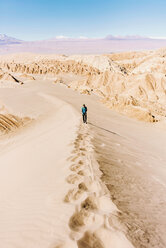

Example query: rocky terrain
[0,49,166,122]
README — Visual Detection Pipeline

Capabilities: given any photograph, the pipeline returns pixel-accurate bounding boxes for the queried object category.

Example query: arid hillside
[0,50,166,122]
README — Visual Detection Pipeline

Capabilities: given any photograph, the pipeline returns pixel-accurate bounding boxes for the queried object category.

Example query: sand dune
[0,82,134,248]
[0,51,166,247]
[0,88,80,248]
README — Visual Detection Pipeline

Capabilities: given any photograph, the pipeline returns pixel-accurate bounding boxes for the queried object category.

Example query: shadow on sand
[88,122,121,137]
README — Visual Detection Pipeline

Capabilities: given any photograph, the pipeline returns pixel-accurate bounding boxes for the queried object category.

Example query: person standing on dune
[82,104,87,124]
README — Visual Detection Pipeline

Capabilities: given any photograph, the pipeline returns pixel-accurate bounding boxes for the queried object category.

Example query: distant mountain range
[104,35,151,40]
[0,34,22,45]
[1,34,166,54]
[0,34,159,44]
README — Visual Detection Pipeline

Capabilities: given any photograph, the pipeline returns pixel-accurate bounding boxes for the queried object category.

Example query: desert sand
[0,51,166,248]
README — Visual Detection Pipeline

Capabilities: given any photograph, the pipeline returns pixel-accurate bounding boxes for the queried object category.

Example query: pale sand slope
[0,79,166,247]
[0,50,166,247]
[0,86,80,247]
[46,82,166,248]
[0,82,134,248]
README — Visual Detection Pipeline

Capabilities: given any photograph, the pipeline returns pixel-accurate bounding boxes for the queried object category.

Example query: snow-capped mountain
[0,34,22,45]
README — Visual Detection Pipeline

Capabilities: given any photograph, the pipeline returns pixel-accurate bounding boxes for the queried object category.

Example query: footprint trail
[56,122,134,248]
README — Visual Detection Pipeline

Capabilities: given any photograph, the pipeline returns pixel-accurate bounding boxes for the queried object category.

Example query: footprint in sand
[54,241,77,248]
[66,174,83,184]
[70,153,86,162]
[64,188,86,203]
[69,208,103,233]
[78,182,89,191]
[70,164,83,172]
[81,195,99,211]
[77,169,91,177]
[77,230,104,248]
[69,209,94,232]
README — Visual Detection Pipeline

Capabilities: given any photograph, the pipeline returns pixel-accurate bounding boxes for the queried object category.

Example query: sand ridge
[0,87,81,248]
[0,51,166,247]
[57,122,134,248]
[0,87,134,247]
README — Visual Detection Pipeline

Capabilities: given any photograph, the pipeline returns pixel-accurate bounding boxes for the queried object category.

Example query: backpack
[82,106,87,114]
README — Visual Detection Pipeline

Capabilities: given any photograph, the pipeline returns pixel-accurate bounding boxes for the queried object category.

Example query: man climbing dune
[82,104,87,124]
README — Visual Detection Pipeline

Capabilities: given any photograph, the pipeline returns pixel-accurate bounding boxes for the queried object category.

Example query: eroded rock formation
[0,51,166,122]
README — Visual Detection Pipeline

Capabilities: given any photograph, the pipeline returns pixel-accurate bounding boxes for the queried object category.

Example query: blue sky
[0,0,166,40]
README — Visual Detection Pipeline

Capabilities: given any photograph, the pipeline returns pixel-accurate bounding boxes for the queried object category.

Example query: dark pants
[82,113,87,123]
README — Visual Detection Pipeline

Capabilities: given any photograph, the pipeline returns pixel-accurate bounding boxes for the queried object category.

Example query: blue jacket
[82,106,87,115]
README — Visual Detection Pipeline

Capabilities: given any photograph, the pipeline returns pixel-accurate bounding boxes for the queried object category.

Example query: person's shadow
[88,122,120,136]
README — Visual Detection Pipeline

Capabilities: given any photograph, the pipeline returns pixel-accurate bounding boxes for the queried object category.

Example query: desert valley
[0,49,166,248]
[1,49,166,122]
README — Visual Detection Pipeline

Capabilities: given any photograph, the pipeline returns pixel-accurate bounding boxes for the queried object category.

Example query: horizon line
[1,33,166,42]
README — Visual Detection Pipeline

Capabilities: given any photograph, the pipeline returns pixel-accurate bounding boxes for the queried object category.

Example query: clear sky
[0,0,166,41]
